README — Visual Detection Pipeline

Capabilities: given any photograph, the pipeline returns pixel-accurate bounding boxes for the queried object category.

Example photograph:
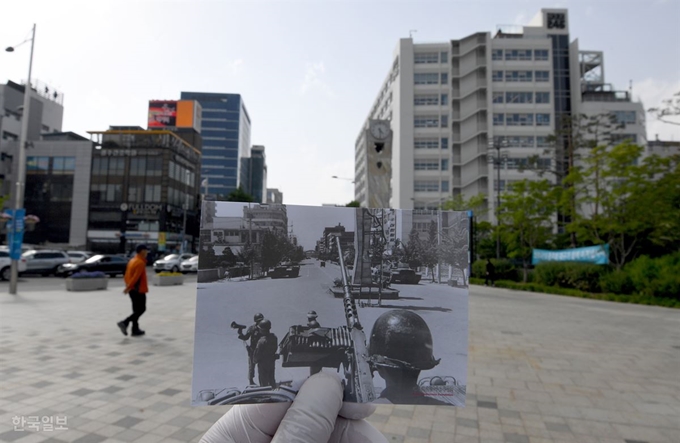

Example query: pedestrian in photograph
[485,258,496,287]
[117,244,149,337]
[253,319,278,388]
[368,310,448,405]
[236,313,264,385]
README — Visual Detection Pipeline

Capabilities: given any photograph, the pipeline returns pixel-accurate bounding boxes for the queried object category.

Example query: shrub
[625,253,680,300]
[472,259,519,281]
[71,271,106,279]
[534,262,606,293]
[158,272,183,277]
[599,270,634,295]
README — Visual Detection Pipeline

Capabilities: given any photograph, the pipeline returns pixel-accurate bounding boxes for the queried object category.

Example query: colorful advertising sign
[532,244,610,265]
[4,209,26,260]
[148,100,177,127]
[158,232,166,252]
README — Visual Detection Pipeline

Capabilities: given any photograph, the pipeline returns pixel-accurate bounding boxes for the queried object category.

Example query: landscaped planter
[65,277,108,291]
[152,274,184,286]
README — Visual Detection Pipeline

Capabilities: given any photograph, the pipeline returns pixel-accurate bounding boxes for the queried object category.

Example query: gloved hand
[200,372,387,443]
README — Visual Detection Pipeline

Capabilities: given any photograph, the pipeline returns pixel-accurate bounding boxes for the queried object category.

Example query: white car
[0,250,28,280]
[67,251,94,264]
[153,253,195,273]
[180,255,199,274]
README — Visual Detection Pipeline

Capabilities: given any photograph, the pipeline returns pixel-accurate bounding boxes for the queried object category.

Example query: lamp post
[331,175,355,183]
[180,170,190,254]
[6,24,36,295]
[488,137,508,260]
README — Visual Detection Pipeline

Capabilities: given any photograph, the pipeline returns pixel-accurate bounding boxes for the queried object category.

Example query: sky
[1,0,678,207]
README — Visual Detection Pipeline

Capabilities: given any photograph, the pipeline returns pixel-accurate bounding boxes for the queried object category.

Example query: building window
[506,92,533,104]
[108,157,125,176]
[492,49,503,60]
[145,184,161,202]
[414,181,440,192]
[537,136,551,147]
[536,113,551,126]
[440,114,448,128]
[440,51,449,63]
[27,156,49,173]
[440,94,448,105]
[612,111,636,124]
[441,137,449,149]
[534,49,549,61]
[414,73,439,85]
[414,138,439,149]
[536,92,551,104]
[147,156,163,177]
[535,71,550,82]
[441,159,449,171]
[52,156,76,174]
[41,124,50,132]
[414,116,440,128]
[611,133,638,144]
[440,72,448,84]
[128,184,143,203]
[414,160,440,170]
[106,184,122,202]
[492,70,503,82]
[441,180,449,192]
[506,113,534,126]
[493,113,504,126]
[492,92,504,103]
[415,52,440,64]
[496,136,535,148]
[505,49,532,61]
[2,131,19,141]
[505,71,533,82]
[414,95,439,106]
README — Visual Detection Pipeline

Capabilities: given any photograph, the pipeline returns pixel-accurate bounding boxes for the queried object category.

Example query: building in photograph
[240,145,267,203]
[2,132,93,247]
[86,126,202,254]
[180,91,251,198]
[317,223,354,259]
[646,138,680,158]
[355,8,646,222]
[266,188,283,204]
[243,203,288,236]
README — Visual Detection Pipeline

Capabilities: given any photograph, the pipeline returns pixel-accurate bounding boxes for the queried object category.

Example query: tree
[399,229,424,269]
[440,193,486,213]
[346,200,361,207]
[259,231,286,269]
[648,91,680,126]
[438,216,469,280]
[227,186,255,202]
[421,221,440,282]
[238,240,259,278]
[500,179,558,282]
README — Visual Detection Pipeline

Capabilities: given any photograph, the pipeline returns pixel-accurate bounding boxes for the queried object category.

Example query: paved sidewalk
[1,279,679,443]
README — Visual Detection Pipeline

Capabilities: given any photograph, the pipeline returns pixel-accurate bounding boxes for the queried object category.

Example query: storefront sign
[129,203,163,216]
[158,232,166,252]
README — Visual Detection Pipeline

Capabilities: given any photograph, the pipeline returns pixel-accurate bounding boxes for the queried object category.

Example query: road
[192,259,468,403]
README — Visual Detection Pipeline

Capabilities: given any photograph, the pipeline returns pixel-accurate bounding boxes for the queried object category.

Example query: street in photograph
[192,202,470,406]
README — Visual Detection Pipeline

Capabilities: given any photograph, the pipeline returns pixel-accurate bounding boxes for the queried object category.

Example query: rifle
[335,236,376,402]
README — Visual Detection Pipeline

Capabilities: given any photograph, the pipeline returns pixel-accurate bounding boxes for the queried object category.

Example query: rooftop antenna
[409,29,417,39]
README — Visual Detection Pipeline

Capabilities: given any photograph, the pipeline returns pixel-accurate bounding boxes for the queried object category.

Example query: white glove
[200,372,387,443]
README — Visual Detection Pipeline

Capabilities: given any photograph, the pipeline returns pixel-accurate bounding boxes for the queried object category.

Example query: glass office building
[180,92,251,198]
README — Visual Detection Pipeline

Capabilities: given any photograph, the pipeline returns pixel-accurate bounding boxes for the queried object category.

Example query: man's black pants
[124,290,146,332]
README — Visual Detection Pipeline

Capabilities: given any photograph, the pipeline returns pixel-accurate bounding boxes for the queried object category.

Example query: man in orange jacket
[118,244,150,337]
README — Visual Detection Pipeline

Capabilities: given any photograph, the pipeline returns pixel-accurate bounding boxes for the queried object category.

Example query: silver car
[153,253,194,273]
[21,250,71,276]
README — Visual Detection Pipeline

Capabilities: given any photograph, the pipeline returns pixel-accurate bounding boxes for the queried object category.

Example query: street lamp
[331,175,355,184]
[180,169,190,254]
[488,137,508,260]
[6,24,36,295]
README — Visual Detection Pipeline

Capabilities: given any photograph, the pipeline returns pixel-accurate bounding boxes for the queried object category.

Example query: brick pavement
[1,278,679,443]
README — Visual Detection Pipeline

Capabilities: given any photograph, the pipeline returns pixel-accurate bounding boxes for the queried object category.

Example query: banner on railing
[532,244,609,265]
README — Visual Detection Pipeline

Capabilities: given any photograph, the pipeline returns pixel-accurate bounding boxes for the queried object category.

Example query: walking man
[485,258,496,287]
[117,244,149,337]
[237,313,264,385]
[253,319,278,388]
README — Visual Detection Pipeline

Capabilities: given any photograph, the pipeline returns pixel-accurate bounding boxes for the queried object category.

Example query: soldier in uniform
[368,310,449,405]
[307,310,320,329]
[253,319,278,388]
[237,313,264,385]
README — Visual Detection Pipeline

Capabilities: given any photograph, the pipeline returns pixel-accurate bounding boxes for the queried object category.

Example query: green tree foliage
[441,194,486,212]
[227,186,255,202]
[346,200,361,207]
[500,179,558,282]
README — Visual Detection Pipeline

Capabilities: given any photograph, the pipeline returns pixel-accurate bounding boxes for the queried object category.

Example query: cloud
[300,62,335,98]
[634,77,680,141]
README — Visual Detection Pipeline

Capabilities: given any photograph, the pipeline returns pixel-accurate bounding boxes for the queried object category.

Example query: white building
[355,8,646,222]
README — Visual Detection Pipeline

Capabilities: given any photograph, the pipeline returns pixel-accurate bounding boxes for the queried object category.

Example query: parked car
[389,268,422,284]
[20,250,71,276]
[153,253,195,273]
[180,255,199,274]
[66,251,94,264]
[0,250,28,280]
[57,254,129,277]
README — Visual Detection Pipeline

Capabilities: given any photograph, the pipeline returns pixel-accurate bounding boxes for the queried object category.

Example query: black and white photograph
[192,201,469,406]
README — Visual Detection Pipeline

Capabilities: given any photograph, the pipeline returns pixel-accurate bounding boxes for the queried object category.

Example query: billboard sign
[532,244,609,265]
[148,100,177,128]
[4,209,26,260]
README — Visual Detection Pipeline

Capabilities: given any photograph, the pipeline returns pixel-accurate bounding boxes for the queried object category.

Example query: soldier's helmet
[254,313,264,322]
[258,319,272,331]
[307,310,318,319]
[368,310,440,371]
